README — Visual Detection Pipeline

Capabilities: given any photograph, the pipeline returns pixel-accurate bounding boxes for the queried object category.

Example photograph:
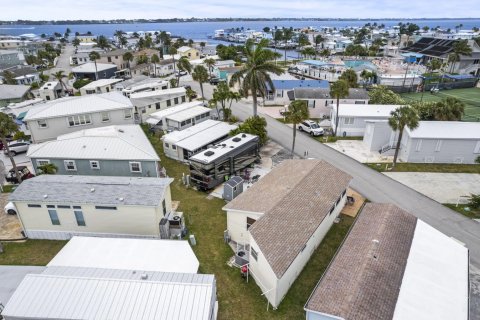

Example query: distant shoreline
[1,17,480,26]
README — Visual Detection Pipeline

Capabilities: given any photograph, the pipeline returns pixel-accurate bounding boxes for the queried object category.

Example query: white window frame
[124,109,133,119]
[36,159,50,166]
[89,160,100,170]
[67,114,92,127]
[129,161,142,173]
[64,160,77,171]
[344,117,354,125]
[37,119,48,128]
[101,112,110,122]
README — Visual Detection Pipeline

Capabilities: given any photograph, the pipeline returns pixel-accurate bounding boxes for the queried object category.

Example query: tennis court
[401,87,480,121]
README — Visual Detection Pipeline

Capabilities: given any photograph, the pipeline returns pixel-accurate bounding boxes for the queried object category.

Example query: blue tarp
[401,52,424,58]
[269,79,330,90]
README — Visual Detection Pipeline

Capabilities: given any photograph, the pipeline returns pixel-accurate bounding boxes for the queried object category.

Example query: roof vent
[222,144,227,147]
[43,194,48,199]
[232,137,241,142]
[204,151,215,157]
[118,129,124,133]
[141,273,148,280]
[118,197,124,201]
[242,134,247,138]
[90,188,95,192]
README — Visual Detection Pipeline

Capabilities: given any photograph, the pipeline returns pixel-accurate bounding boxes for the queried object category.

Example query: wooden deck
[340,188,366,218]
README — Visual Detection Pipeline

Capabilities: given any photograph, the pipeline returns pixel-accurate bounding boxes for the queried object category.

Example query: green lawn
[366,162,480,174]
[1,184,17,193]
[314,136,363,143]
[0,240,67,265]
[400,87,480,121]
[145,128,355,319]
[444,204,480,219]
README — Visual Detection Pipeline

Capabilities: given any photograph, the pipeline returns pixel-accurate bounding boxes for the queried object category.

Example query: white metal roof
[148,101,204,121]
[80,78,123,90]
[129,87,186,99]
[40,81,60,90]
[48,237,199,273]
[392,220,469,320]
[163,119,221,144]
[71,62,117,73]
[0,84,30,100]
[123,79,169,92]
[176,122,237,151]
[406,121,480,140]
[23,92,133,121]
[27,125,159,161]
[189,133,258,163]
[177,46,194,53]
[166,106,211,122]
[332,104,402,117]
[2,273,214,320]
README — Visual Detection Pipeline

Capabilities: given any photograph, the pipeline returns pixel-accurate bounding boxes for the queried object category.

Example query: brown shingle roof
[225,160,352,278]
[305,203,417,320]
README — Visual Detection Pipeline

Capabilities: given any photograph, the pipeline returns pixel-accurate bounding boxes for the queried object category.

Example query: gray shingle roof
[225,160,352,278]
[305,203,417,320]
[294,88,369,100]
[9,175,173,207]
[0,84,30,100]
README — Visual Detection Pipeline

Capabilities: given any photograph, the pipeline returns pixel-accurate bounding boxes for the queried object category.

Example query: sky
[1,0,480,20]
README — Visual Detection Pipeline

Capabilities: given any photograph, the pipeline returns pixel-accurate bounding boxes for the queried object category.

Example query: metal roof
[80,78,123,90]
[175,122,237,151]
[27,125,159,161]
[332,104,402,117]
[9,175,173,207]
[2,273,214,320]
[147,101,204,121]
[270,79,329,90]
[166,106,211,122]
[71,62,118,73]
[129,87,186,99]
[48,237,199,273]
[0,84,30,100]
[23,92,133,121]
[162,119,222,144]
[406,121,480,140]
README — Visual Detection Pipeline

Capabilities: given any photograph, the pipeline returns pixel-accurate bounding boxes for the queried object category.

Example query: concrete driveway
[0,194,23,240]
[383,172,480,204]
[0,152,32,173]
[0,266,45,305]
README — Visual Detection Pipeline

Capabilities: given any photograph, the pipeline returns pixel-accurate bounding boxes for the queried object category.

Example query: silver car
[4,141,30,156]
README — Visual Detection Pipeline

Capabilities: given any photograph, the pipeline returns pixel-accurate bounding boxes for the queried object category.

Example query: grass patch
[444,204,480,219]
[144,127,355,319]
[1,184,17,193]
[0,240,67,265]
[366,162,480,174]
[314,136,363,143]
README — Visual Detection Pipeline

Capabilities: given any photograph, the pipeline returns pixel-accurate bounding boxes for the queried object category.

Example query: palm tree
[150,54,160,77]
[122,51,134,78]
[230,39,283,117]
[427,58,442,73]
[177,56,192,86]
[273,29,283,64]
[314,34,324,59]
[53,70,68,93]
[285,100,310,157]
[169,47,178,80]
[0,113,22,183]
[94,35,111,51]
[339,69,358,88]
[199,42,206,52]
[203,58,216,78]
[211,82,241,121]
[37,163,58,175]
[448,39,472,73]
[282,28,294,64]
[192,65,209,100]
[114,30,125,45]
[388,106,420,167]
[2,70,16,84]
[301,47,316,59]
[434,97,465,121]
[88,51,100,80]
[72,37,80,49]
[330,80,350,136]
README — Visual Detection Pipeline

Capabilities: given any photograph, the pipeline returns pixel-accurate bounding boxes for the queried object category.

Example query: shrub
[230,116,268,145]
[468,194,480,209]
[73,78,91,89]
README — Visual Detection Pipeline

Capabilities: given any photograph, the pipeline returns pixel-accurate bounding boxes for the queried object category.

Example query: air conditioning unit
[168,212,185,238]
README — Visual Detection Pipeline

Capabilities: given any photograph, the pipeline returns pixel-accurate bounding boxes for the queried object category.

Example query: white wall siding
[226,210,263,245]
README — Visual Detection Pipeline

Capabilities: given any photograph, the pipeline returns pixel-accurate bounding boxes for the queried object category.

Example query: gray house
[27,124,161,177]
[72,62,118,80]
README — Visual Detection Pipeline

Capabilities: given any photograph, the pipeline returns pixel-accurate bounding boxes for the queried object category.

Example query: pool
[344,60,377,70]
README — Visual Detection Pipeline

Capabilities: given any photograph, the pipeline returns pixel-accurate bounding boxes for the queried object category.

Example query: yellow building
[177,46,200,60]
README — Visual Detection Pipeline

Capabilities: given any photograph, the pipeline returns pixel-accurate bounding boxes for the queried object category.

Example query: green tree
[301,47,316,59]
[448,39,472,73]
[230,116,268,145]
[94,35,111,50]
[72,37,80,48]
[186,87,197,102]
[368,86,405,104]
[345,44,368,56]
[211,82,241,121]
[192,65,209,100]
[468,194,480,209]
[339,69,358,88]
[150,54,160,77]
[177,56,192,86]
[273,29,283,63]
[199,41,206,52]
[37,163,58,175]
[0,113,22,183]
[203,58,216,78]
[53,70,68,92]
[426,58,442,72]
[12,131,27,141]
[136,54,149,65]
[263,27,271,33]
[285,100,310,156]
[169,78,178,88]
[433,97,465,121]
[330,80,350,136]
[388,106,420,167]
[88,51,100,80]
[282,27,294,64]
[122,51,134,77]
[2,70,16,84]
[230,39,283,117]
[314,34,324,59]
[169,47,178,78]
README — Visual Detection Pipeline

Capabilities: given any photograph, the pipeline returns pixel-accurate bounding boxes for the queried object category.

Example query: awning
[401,52,424,58]
[16,111,28,121]
[146,118,160,125]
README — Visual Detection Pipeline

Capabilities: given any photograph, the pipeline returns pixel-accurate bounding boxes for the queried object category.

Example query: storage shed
[223,176,244,201]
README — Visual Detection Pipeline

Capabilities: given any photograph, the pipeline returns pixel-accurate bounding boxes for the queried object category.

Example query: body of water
[1,19,479,41]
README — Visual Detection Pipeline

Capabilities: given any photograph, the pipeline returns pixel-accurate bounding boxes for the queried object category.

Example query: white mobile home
[330,104,401,137]
[305,203,469,320]
[145,101,206,130]
[223,160,352,308]
[164,105,212,131]
[79,78,123,95]
[7,175,173,240]
[121,79,169,97]
[163,119,237,161]
[23,92,135,143]
[129,87,187,118]
[38,81,63,101]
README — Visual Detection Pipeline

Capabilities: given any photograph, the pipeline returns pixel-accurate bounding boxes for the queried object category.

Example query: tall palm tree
[72,37,80,49]
[53,70,68,93]
[150,54,160,77]
[177,56,192,86]
[273,29,283,64]
[434,97,465,121]
[285,100,310,157]
[122,51,134,78]
[388,106,419,167]
[448,39,472,73]
[94,35,111,51]
[114,30,125,45]
[211,82,241,121]
[88,51,100,80]
[282,28,294,64]
[314,34,324,59]
[230,39,283,117]
[0,113,22,183]
[330,80,350,136]
[169,47,178,82]
[192,65,209,100]
[203,58,216,78]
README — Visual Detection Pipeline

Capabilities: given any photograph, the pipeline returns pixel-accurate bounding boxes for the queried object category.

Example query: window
[101,112,110,122]
[329,205,335,215]
[251,247,258,261]
[64,160,77,171]
[246,217,256,230]
[74,210,86,226]
[174,97,179,104]
[95,206,117,210]
[90,160,100,170]
[36,159,50,166]
[37,120,47,128]
[195,115,201,120]
[172,145,177,150]
[344,117,354,125]
[124,109,132,119]
[57,205,71,209]
[73,206,82,209]
[48,209,60,225]
[107,57,112,62]
[162,199,166,216]
[155,102,161,110]
[167,99,171,107]
[129,161,142,173]
[86,89,95,95]
[181,96,186,103]
[67,114,92,127]
[27,204,41,208]
[47,205,55,208]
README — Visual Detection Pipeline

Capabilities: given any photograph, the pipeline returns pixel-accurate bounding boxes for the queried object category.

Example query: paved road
[43,44,75,84]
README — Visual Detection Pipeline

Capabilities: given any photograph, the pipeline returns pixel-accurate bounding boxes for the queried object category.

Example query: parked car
[175,70,187,76]
[209,77,225,85]
[3,141,30,156]
[5,166,35,184]
[298,120,324,136]
[4,202,17,215]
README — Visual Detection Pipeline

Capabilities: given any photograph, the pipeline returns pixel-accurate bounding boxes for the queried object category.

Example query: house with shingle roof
[223,159,352,309]
[305,203,469,320]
